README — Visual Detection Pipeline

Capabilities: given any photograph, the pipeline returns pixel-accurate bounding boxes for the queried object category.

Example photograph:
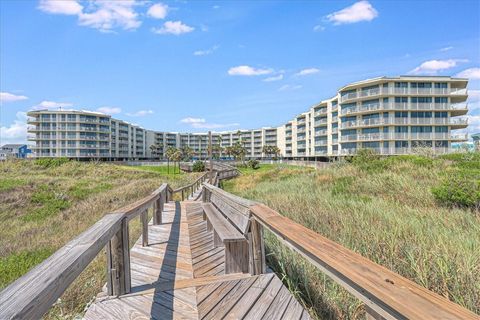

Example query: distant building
[0,144,32,160]
[472,133,480,151]
[27,75,469,160]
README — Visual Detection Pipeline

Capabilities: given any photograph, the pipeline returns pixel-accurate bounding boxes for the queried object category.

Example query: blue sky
[1,0,479,144]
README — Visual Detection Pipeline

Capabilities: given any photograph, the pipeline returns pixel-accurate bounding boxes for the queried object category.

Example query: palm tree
[165,146,176,174]
[180,146,194,162]
[172,149,183,174]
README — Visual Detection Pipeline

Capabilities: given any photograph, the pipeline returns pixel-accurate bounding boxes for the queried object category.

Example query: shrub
[192,160,205,172]
[432,174,480,209]
[351,149,388,172]
[247,159,260,170]
[35,157,69,168]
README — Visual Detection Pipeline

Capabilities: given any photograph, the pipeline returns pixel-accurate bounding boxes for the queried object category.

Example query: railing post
[248,217,266,275]
[153,194,162,225]
[141,209,148,247]
[106,218,131,296]
[181,189,185,201]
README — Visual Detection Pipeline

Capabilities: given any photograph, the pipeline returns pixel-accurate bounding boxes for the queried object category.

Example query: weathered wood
[201,203,245,242]
[109,218,131,296]
[0,213,124,320]
[224,240,249,274]
[248,217,266,275]
[250,204,479,320]
[153,197,162,225]
[141,209,148,247]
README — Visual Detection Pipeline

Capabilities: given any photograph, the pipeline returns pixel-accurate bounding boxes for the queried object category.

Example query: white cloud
[126,110,154,117]
[409,59,468,75]
[147,3,168,19]
[278,84,302,91]
[466,115,480,133]
[440,46,453,52]
[38,0,83,15]
[0,92,28,103]
[96,106,122,115]
[468,90,480,102]
[78,1,142,32]
[194,45,220,56]
[313,25,325,32]
[39,0,142,32]
[152,21,194,35]
[213,5,220,9]
[326,1,378,25]
[263,74,284,82]
[295,68,320,76]
[180,117,239,129]
[228,65,273,76]
[0,112,28,145]
[456,68,480,80]
[31,100,73,110]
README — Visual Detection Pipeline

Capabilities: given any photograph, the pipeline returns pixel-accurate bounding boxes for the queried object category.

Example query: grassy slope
[223,159,480,319]
[0,161,198,319]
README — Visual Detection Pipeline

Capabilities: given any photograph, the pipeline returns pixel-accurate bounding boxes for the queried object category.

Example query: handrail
[0,179,194,320]
[249,203,478,320]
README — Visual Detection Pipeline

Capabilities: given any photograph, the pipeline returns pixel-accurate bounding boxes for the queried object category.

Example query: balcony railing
[340,88,468,103]
[340,147,452,156]
[340,117,468,129]
[340,132,468,142]
[340,102,468,116]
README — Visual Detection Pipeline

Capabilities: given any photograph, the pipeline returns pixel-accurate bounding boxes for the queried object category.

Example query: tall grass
[223,156,480,319]
[0,159,200,319]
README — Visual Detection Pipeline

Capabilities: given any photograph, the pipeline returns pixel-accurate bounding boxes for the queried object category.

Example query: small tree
[180,146,194,162]
[172,149,183,174]
[271,146,281,161]
[165,146,176,174]
[262,145,273,159]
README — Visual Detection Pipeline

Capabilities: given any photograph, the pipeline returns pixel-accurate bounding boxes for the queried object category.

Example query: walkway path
[84,200,309,320]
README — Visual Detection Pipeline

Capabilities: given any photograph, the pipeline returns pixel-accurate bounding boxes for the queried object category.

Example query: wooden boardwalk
[84,200,309,320]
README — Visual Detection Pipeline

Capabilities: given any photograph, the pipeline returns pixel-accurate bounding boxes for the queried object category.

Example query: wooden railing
[199,183,478,320]
[171,172,209,201]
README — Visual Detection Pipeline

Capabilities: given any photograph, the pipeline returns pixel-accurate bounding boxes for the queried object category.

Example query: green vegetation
[192,160,206,172]
[246,159,260,170]
[223,154,480,318]
[0,159,200,319]
[123,164,184,175]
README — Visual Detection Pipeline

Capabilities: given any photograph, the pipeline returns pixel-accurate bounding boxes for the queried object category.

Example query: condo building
[27,76,469,160]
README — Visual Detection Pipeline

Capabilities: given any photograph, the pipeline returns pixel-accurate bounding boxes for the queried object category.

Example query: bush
[35,157,69,168]
[351,149,388,172]
[247,159,260,170]
[192,160,205,172]
[432,174,480,209]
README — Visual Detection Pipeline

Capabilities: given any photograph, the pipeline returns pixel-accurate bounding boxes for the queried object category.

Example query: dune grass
[0,159,200,319]
[223,154,480,319]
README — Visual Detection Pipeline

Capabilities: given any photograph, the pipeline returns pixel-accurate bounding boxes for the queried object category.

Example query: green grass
[223,154,480,319]
[0,178,27,192]
[0,248,55,288]
[0,159,200,319]
[124,164,184,175]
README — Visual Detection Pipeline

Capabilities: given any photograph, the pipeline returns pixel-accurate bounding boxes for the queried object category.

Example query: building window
[434,83,447,88]
[395,126,408,133]
[394,82,408,88]
[435,126,448,133]
[411,126,432,133]
[411,112,432,118]
[395,111,408,118]
[434,97,448,103]
[411,97,433,103]
[394,97,408,103]
[434,112,447,118]
[395,141,408,148]
[411,82,432,88]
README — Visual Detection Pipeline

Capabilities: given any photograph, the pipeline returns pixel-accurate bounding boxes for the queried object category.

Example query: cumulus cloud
[326,1,378,25]
[0,111,28,145]
[31,100,73,110]
[96,106,122,115]
[1,92,28,103]
[147,2,168,19]
[278,84,302,91]
[126,110,154,117]
[180,117,239,129]
[194,45,220,56]
[39,0,142,32]
[263,74,284,82]
[313,25,325,32]
[409,59,468,75]
[295,68,320,76]
[466,115,480,133]
[456,67,480,80]
[228,65,273,76]
[152,21,194,35]
[38,0,83,15]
